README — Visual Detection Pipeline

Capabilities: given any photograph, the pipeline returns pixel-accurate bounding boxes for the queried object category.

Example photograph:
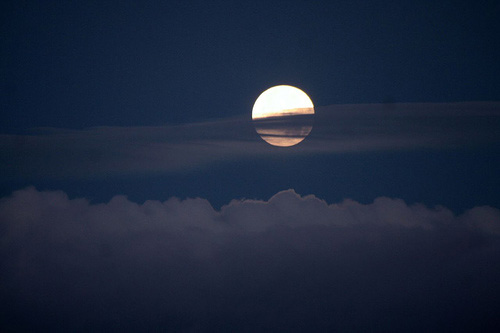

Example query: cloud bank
[1,101,499,179]
[1,188,500,331]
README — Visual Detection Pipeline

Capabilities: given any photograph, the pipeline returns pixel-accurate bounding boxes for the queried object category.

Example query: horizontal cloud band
[1,101,499,179]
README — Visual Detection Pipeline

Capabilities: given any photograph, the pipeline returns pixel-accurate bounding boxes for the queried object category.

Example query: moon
[252,85,314,147]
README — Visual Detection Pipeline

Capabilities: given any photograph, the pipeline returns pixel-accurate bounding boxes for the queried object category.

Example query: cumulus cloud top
[1,188,500,331]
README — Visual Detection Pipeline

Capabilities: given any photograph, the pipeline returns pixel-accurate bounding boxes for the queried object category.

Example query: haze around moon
[252,85,314,147]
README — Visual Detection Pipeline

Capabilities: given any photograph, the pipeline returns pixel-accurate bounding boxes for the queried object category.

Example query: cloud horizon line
[2,186,499,234]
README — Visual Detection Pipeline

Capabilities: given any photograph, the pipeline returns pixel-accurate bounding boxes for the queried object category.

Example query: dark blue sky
[2,1,500,331]
[2,0,500,212]
[2,0,499,129]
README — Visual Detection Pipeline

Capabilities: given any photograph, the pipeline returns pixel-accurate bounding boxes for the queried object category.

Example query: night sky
[2,1,500,331]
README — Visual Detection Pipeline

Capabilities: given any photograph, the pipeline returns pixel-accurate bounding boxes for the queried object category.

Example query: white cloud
[1,188,500,330]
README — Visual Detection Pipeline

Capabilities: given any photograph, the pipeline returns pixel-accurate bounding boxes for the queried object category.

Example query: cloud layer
[1,188,500,331]
[1,101,499,179]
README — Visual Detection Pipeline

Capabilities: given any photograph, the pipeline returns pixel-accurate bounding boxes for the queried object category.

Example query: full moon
[252,85,314,147]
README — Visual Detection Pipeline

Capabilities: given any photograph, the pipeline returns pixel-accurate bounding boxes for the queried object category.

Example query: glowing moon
[252,85,314,147]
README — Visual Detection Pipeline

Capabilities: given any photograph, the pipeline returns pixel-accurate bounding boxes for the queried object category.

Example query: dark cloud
[1,187,500,331]
[1,102,499,180]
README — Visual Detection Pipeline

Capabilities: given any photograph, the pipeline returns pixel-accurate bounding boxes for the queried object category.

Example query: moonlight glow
[252,85,314,147]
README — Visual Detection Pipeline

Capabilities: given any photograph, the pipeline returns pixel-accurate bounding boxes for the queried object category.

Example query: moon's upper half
[252,85,314,147]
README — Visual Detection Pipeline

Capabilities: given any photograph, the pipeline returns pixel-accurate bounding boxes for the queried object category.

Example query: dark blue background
[1,0,500,211]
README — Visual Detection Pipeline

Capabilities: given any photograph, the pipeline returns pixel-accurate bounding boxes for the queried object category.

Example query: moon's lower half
[253,112,314,147]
